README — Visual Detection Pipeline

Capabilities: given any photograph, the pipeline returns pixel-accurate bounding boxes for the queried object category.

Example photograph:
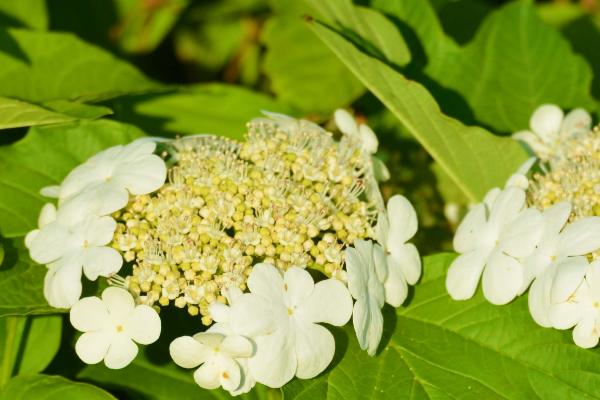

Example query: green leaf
[0,238,55,317]
[0,28,160,103]
[0,375,115,400]
[0,119,145,238]
[261,5,365,113]
[309,19,527,201]
[371,0,596,132]
[0,315,62,386]
[0,0,47,30]
[284,253,600,399]
[109,84,291,139]
[0,97,76,129]
[42,100,113,120]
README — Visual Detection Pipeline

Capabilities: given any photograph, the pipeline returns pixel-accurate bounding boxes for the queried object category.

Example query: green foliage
[0,97,76,129]
[0,375,116,400]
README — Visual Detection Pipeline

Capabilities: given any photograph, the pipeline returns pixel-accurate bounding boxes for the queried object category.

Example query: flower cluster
[26,110,421,395]
[447,104,600,348]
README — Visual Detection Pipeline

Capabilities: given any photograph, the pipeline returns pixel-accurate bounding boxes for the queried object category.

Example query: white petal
[28,223,70,264]
[561,108,592,138]
[515,157,537,176]
[498,208,543,258]
[389,243,421,286]
[372,242,388,284]
[229,293,280,337]
[386,195,418,244]
[24,229,39,249]
[572,317,599,349]
[44,260,83,309]
[193,362,221,390]
[283,267,314,308]
[209,303,230,324]
[359,124,378,153]
[70,296,110,332]
[344,245,368,300]
[557,217,600,257]
[224,286,243,304]
[371,156,390,182]
[104,335,138,369]
[481,252,523,305]
[505,173,529,190]
[453,203,487,253]
[294,322,335,379]
[81,247,123,281]
[113,155,167,195]
[549,301,583,330]
[513,130,546,155]
[374,211,389,248]
[83,216,117,246]
[247,263,284,303]
[248,328,296,388]
[483,187,501,208]
[549,256,588,304]
[102,287,135,323]
[75,330,112,365]
[542,202,571,235]
[125,305,161,345]
[169,336,210,368]
[334,109,358,136]
[221,335,254,358]
[352,296,383,356]
[297,278,352,326]
[40,185,60,198]
[445,251,487,300]
[528,264,557,327]
[38,203,57,227]
[383,255,408,307]
[488,187,525,227]
[218,357,243,392]
[530,104,563,142]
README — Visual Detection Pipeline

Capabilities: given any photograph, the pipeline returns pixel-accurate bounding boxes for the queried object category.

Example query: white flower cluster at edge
[448,104,600,348]
[25,139,167,308]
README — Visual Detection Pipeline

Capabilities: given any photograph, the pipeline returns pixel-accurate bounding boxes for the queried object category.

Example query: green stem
[0,317,19,388]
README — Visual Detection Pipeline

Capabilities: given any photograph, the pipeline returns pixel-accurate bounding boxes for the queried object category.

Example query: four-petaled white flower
[334,109,379,154]
[70,287,161,369]
[446,184,544,305]
[344,239,388,356]
[521,202,600,300]
[513,104,591,162]
[228,264,352,388]
[534,257,600,348]
[42,140,167,216]
[170,331,254,394]
[375,195,421,307]
[28,212,122,308]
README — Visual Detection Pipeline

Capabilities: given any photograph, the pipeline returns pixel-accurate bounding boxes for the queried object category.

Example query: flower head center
[116,324,124,332]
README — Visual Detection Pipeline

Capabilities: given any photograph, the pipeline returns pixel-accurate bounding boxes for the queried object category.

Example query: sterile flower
[170,332,254,394]
[344,239,388,355]
[374,195,421,307]
[446,185,544,304]
[228,263,352,388]
[540,257,600,348]
[520,202,600,296]
[335,108,379,154]
[513,104,592,162]
[28,213,123,308]
[41,140,167,215]
[70,287,161,368]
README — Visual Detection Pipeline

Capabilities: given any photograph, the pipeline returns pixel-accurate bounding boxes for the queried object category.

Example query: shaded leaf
[0,375,115,400]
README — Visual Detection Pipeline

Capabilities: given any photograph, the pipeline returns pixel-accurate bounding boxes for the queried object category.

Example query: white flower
[344,239,387,355]
[513,104,592,161]
[446,185,544,305]
[374,195,421,307]
[520,202,600,296]
[170,332,254,394]
[70,287,161,368]
[42,140,167,216]
[227,264,352,388]
[28,212,122,308]
[536,257,600,348]
[334,109,378,154]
